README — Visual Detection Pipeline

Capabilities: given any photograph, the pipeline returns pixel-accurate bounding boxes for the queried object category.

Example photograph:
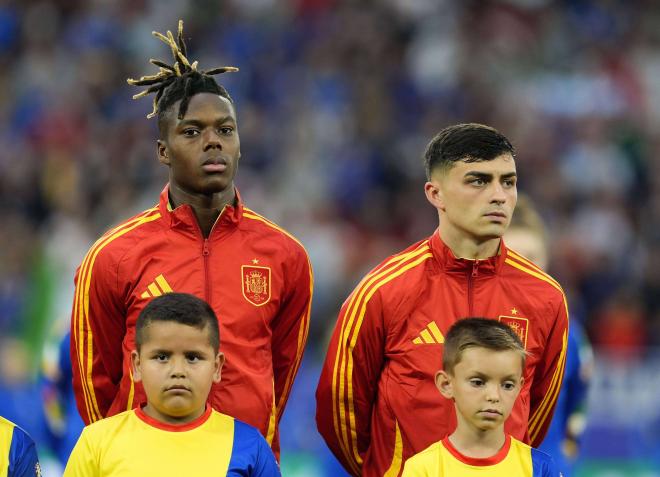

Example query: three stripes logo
[140,274,173,298]
[412,321,445,345]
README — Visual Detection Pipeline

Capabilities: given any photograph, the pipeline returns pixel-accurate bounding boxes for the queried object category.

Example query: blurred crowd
[1,0,659,472]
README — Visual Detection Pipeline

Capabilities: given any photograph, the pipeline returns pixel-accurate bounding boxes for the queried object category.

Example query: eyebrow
[177,116,236,127]
[469,371,519,380]
[464,171,517,180]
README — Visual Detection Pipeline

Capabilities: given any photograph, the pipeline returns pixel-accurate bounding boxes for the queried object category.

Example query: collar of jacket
[429,229,507,276]
[157,184,244,234]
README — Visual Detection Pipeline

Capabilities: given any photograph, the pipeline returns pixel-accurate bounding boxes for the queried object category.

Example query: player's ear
[435,370,454,400]
[131,350,142,382]
[424,177,445,212]
[213,352,225,383]
[157,140,170,166]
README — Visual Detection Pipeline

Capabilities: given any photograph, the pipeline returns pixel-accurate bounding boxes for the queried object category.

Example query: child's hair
[508,193,547,244]
[442,318,526,374]
[135,293,220,352]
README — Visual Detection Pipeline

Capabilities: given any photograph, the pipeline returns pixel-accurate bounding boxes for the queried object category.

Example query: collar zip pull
[472,260,479,278]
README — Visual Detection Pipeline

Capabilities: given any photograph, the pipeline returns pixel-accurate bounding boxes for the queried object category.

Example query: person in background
[504,194,592,477]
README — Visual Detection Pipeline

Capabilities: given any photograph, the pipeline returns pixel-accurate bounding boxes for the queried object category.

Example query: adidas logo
[141,274,173,298]
[412,322,445,345]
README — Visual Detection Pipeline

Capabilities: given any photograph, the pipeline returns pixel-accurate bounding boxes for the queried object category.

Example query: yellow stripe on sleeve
[529,328,568,441]
[333,243,432,472]
[383,420,403,477]
[73,209,161,422]
[330,244,428,473]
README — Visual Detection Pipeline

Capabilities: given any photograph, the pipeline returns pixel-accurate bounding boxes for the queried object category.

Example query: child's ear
[131,350,142,382]
[213,352,225,383]
[435,370,454,400]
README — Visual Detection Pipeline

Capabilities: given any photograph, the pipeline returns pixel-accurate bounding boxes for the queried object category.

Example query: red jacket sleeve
[316,281,386,477]
[268,247,313,450]
[70,245,126,425]
[528,291,569,446]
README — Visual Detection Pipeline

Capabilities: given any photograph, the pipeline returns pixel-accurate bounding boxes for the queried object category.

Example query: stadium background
[0,0,659,475]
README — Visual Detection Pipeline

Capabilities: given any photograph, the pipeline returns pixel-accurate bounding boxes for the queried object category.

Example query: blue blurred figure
[504,194,592,476]
[40,332,85,465]
[538,320,592,476]
[0,337,49,456]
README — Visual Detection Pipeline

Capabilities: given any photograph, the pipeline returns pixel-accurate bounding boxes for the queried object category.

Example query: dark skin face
[157,93,241,237]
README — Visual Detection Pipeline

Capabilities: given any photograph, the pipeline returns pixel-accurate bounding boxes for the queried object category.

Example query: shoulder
[0,417,34,448]
[349,239,433,309]
[530,447,560,476]
[232,418,267,445]
[403,441,442,475]
[509,438,560,476]
[501,248,566,300]
[82,206,162,263]
[82,410,135,438]
[241,207,309,258]
[360,239,433,291]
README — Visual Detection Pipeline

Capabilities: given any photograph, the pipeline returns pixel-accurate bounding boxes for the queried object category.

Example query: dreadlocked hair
[127,19,238,124]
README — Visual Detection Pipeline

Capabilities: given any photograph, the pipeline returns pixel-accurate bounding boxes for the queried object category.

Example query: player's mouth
[202,157,228,173]
[484,211,507,222]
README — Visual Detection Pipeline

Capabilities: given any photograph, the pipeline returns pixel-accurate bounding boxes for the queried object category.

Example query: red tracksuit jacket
[71,186,312,455]
[316,231,568,476]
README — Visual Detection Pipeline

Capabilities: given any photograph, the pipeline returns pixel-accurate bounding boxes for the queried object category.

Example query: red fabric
[134,404,212,432]
[316,231,568,476]
[71,185,312,457]
[441,435,511,466]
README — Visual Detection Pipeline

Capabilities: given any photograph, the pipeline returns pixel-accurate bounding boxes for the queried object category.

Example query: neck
[169,184,236,238]
[448,422,506,459]
[142,403,205,426]
[438,223,501,260]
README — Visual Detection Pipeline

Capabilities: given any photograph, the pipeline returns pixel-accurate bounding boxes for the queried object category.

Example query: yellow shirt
[64,406,280,476]
[402,435,559,477]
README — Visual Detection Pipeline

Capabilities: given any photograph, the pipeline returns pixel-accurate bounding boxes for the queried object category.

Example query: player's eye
[186,353,202,362]
[183,128,199,137]
[470,378,484,387]
[154,354,168,362]
[219,126,234,135]
[469,178,487,186]
[502,381,516,390]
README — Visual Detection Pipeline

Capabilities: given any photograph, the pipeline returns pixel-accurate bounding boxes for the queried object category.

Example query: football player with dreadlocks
[70,21,312,459]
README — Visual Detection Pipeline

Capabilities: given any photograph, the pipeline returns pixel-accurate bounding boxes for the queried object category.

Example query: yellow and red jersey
[316,231,568,476]
[71,186,313,456]
[64,406,281,477]
[402,435,560,477]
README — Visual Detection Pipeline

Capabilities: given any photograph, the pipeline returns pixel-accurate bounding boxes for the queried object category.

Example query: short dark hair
[423,123,515,179]
[127,20,238,138]
[135,293,219,352]
[442,317,526,374]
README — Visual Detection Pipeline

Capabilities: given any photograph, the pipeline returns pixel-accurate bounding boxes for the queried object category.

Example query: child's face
[131,320,224,424]
[436,347,523,433]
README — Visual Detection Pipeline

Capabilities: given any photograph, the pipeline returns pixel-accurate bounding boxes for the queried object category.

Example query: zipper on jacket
[468,261,479,315]
[203,239,211,302]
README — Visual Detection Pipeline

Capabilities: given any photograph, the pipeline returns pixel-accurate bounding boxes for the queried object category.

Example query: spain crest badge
[498,315,529,349]
[241,265,271,306]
